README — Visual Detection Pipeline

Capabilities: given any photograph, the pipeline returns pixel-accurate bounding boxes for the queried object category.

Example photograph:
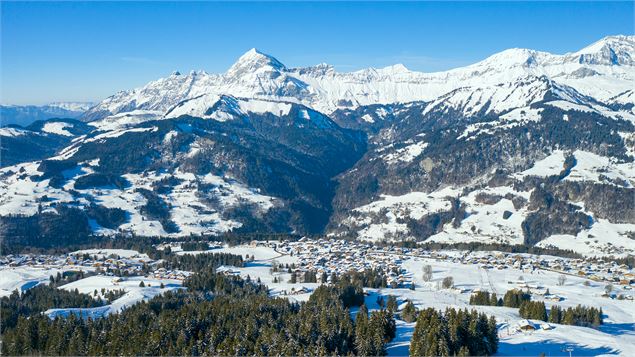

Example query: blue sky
[1,1,633,105]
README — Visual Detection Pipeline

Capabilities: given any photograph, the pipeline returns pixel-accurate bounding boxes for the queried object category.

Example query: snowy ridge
[0,127,29,137]
[1,102,93,127]
[83,35,635,123]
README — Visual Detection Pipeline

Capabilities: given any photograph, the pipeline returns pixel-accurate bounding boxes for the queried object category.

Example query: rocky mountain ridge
[82,35,634,121]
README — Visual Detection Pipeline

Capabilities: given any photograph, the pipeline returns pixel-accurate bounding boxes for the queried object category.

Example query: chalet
[540,323,554,330]
[452,287,470,294]
[217,267,241,276]
[544,294,563,302]
[517,320,536,331]
[290,286,310,295]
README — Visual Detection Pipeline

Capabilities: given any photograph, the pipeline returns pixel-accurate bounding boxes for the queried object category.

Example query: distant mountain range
[1,102,94,126]
[1,35,634,256]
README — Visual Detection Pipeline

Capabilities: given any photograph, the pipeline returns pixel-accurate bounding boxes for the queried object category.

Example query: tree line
[159,252,244,272]
[179,241,211,251]
[469,289,603,328]
[469,289,530,308]
[523,303,603,327]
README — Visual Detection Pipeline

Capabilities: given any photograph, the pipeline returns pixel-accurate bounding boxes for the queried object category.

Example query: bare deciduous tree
[442,276,454,289]
[422,265,433,282]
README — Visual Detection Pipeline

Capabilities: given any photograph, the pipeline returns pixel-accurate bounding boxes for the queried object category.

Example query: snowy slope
[338,148,635,256]
[45,275,183,319]
[0,162,277,237]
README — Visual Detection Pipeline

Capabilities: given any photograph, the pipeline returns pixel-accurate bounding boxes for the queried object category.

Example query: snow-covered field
[45,275,183,319]
[177,244,285,261]
[0,266,70,297]
[41,122,74,136]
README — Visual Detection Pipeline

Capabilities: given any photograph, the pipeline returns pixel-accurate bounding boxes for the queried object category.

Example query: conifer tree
[548,305,561,323]
[386,295,398,314]
[401,301,418,323]
[489,292,499,306]
[354,305,371,356]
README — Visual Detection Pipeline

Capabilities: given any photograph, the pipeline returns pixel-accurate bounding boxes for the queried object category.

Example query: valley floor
[2,244,634,356]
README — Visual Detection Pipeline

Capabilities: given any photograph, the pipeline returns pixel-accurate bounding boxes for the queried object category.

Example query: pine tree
[537,301,547,321]
[489,292,499,306]
[594,308,603,326]
[354,305,370,356]
[458,345,470,356]
[487,315,499,354]
[562,308,574,325]
[548,305,561,323]
[401,301,418,323]
[377,296,385,308]
[386,295,398,313]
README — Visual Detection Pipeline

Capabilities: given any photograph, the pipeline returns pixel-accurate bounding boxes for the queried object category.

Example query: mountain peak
[478,48,542,68]
[593,35,635,48]
[227,48,286,76]
[380,63,409,74]
[573,35,635,65]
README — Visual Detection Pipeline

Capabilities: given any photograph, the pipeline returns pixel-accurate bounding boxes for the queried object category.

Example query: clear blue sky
[1,1,633,105]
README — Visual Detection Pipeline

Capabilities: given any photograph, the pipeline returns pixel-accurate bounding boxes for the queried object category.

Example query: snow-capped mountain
[47,102,94,112]
[1,35,634,257]
[1,99,365,246]
[83,35,634,123]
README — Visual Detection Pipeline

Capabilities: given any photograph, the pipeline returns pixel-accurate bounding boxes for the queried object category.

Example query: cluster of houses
[1,251,189,281]
[148,267,190,281]
[155,241,223,252]
[3,238,634,292]
[267,238,414,288]
[253,238,635,292]
[1,254,65,267]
